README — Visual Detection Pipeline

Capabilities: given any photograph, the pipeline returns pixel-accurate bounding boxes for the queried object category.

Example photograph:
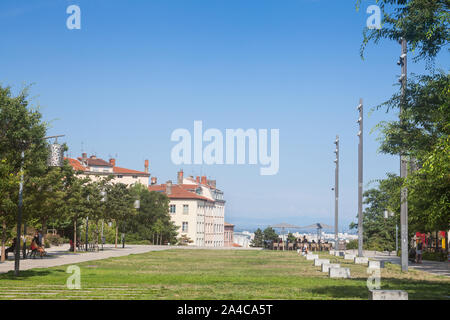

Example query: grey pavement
[0,244,261,274]
[343,249,450,277]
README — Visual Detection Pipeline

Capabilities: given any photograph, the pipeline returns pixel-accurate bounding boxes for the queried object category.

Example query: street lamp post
[398,37,408,272]
[357,99,364,257]
[334,135,339,249]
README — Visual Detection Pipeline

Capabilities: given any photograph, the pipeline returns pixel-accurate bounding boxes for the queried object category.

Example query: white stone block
[329,267,351,278]
[314,258,330,267]
[369,290,408,300]
[368,260,385,269]
[321,263,340,272]
[306,254,319,260]
[344,254,356,260]
[354,257,369,264]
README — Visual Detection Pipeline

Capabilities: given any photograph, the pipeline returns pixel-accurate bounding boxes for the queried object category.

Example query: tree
[63,173,91,252]
[250,228,264,247]
[0,85,48,256]
[406,135,450,236]
[358,0,449,63]
[263,227,279,248]
[350,174,403,251]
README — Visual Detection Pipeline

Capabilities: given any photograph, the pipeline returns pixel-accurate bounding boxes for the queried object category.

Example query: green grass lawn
[0,249,449,300]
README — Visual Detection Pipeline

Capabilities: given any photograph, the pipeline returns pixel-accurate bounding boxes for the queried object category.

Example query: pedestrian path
[344,249,450,277]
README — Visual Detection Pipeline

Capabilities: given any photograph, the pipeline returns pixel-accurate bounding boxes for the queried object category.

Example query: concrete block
[354,257,369,264]
[334,251,344,257]
[368,260,385,269]
[314,258,330,267]
[306,254,319,260]
[329,267,351,278]
[369,290,408,300]
[321,263,340,272]
[344,254,356,260]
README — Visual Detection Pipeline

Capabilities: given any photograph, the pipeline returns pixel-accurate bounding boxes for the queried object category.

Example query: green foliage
[121,187,177,245]
[350,174,402,251]
[358,0,449,63]
[250,228,264,247]
[287,233,296,243]
[346,239,359,250]
[422,251,447,262]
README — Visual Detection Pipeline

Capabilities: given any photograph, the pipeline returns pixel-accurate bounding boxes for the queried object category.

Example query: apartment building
[67,153,150,186]
[148,170,225,247]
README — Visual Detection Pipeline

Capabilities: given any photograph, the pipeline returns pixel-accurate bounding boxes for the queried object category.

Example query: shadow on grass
[0,268,65,280]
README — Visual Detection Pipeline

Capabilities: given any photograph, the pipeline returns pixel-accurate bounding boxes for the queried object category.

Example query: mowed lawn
[0,249,449,300]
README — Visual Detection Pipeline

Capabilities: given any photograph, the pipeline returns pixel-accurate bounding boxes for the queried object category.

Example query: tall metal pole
[357,99,364,257]
[398,37,408,272]
[85,216,89,252]
[334,135,339,249]
[14,151,24,276]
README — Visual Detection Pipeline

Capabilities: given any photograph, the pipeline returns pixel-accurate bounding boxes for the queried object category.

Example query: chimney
[144,160,149,173]
[90,155,97,159]
[109,158,116,167]
[151,177,157,185]
[166,180,172,195]
[196,176,200,184]
[82,153,87,160]
[177,169,184,185]
[201,176,207,185]
[208,180,216,188]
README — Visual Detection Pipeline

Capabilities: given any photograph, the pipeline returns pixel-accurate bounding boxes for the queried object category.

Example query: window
[132,175,138,179]
[183,204,189,214]
[182,222,188,233]
[169,205,176,214]
[117,175,123,178]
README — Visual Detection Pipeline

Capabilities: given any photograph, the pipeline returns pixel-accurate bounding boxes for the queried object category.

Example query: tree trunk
[42,218,47,247]
[73,219,77,253]
[1,219,6,262]
[115,221,118,248]
[152,233,155,245]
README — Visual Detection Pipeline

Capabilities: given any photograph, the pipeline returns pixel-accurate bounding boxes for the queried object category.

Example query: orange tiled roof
[148,184,213,202]
[232,243,242,247]
[66,158,87,171]
[113,166,148,175]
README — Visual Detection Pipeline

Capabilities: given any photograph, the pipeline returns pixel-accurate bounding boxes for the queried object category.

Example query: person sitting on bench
[30,238,45,258]
[4,238,17,259]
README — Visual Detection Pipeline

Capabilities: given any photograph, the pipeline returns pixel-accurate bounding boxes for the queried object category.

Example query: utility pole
[398,37,408,272]
[357,99,363,257]
[334,135,339,249]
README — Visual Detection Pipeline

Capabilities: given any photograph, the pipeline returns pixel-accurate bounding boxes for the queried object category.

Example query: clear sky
[1,0,448,231]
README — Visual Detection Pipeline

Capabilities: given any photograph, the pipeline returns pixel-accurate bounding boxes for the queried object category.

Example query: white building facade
[148,171,225,247]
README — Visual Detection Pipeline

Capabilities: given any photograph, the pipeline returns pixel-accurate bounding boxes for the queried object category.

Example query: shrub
[346,239,358,249]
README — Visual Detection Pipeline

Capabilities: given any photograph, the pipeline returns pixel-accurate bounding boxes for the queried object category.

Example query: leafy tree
[121,188,177,245]
[263,227,279,248]
[0,85,48,256]
[350,174,403,251]
[63,173,91,252]
[406,135,450,235]
[250,228,264,247]
[358,0,449,63]
[287,233,296,244]
[375,73,449,158]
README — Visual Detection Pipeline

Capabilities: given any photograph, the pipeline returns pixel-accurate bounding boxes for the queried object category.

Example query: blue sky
[1,0,448,231]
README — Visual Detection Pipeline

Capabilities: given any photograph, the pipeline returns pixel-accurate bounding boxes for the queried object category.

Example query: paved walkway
[0,244,261,274]
[344,249,450,277]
